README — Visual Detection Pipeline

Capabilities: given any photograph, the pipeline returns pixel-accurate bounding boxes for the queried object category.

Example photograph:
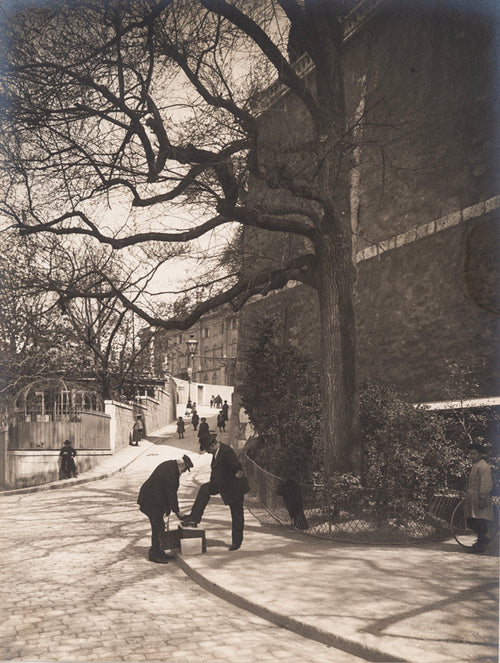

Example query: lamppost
[185,334,198,411]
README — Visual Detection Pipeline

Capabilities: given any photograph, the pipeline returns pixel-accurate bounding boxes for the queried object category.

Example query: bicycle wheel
[451,498,499,548]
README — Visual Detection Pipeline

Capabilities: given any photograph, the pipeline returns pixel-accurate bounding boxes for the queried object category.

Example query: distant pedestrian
[131,416,143,446]
[191,411,200,431]
[59,440,77,479]
[176,417,185,439]
[217,411,226,433]
[197,417,209,445]
[222,400,229,422]
[464,441,494,554]
[137,455,192,563]
[210,395,214,408]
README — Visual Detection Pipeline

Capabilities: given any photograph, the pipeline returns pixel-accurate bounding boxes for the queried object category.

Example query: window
[204,327,210,338]
[220,321,224,333]
[231,318,237,329]
[212,372,218,384]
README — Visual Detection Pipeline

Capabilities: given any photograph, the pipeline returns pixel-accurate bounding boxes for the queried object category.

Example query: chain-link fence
[242,453,460,544]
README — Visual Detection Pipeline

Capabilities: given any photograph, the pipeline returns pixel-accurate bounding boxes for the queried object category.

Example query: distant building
[148,307,239,387]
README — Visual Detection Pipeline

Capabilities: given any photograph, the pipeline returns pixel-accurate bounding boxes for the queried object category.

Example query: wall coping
[418,396,500,410]
[356,195,500,263]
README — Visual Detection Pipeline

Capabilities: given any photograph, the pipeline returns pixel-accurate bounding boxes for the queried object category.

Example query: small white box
[180,537,203,556]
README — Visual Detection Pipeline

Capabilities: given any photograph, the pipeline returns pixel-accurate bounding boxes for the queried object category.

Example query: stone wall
[2,382,176,490]
[240,0,499,402]
[5,449,114,490]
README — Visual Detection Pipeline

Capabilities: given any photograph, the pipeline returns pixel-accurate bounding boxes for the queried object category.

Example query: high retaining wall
[241,1,499,402]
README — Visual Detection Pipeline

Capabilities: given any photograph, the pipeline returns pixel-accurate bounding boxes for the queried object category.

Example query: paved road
[0,430,367,663]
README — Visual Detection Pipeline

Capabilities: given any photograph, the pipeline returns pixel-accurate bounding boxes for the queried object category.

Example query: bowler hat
[182,454,193,471]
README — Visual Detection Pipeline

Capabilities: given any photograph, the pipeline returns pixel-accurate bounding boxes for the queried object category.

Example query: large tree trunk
[301,5,360,476]
[315,223,360,476]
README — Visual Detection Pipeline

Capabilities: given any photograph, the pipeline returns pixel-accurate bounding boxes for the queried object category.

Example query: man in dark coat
[182,436,249,550]
[138,455,193,563]
[197,418,210,449]
[59,440,77,479]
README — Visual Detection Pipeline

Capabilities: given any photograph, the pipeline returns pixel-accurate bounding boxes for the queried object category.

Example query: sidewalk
[180,461,499,663]
[0,404,216,496]
[3,409,498,663]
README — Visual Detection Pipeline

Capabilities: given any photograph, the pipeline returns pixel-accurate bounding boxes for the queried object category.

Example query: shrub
[239,319,498,528]
[359,382,467,524]
[239,316,321,481]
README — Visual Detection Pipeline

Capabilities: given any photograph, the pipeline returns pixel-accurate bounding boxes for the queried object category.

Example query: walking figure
[177,416,185,439]
[131,416,143,446]
[59,440,77,479]
[191,410,200,431]
[217,411,226,433]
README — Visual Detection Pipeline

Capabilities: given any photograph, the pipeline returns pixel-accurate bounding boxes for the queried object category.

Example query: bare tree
[29,238,169,400]
[0,232,90,397]
[0,0,361,474]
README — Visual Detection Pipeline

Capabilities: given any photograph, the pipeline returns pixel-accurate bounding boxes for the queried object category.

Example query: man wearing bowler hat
[138,455,193,563]
[181,435,249,551]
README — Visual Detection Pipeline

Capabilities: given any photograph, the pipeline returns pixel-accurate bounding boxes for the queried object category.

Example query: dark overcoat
[137,460,180,516]
[198,421,209,439]
[210,443,250,506]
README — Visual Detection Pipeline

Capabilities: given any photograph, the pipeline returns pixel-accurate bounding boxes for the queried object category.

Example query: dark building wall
[242,213,499,400]
[241,0,500,402]
[347,0,499,244]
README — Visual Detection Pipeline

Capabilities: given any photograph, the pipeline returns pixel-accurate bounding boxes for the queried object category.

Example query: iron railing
[243,453,459,544]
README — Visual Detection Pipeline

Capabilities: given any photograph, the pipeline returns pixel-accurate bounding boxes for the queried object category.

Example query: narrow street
[0,422,366,663]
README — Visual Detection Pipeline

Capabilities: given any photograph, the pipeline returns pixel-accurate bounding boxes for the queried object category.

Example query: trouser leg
[147,510,165,554]
[190,483,216,523]
[475,518,489,545]
[229,497,244,547]
[468,517,489,546]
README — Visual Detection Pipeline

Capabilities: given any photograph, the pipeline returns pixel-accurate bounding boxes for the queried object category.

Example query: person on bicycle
[465,441,494,554]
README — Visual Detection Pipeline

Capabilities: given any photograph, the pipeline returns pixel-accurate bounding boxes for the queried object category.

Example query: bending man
[138,455,193,563]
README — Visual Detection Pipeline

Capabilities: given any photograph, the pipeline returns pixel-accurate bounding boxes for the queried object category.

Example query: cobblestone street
[0,433,365,663]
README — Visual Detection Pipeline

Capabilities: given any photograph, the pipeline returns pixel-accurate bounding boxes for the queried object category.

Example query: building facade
[150,307,239,387]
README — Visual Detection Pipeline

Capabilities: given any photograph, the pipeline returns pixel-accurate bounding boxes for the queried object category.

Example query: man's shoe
[228,544,241,551]
[148,552,170,564]
[180,519,198,528]
[149,556,170,564]
[467,543,486,554]
[149,549,172,563]
[158,550,175,560]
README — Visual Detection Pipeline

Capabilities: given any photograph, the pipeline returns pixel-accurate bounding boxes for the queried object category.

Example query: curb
[173,553,408,663]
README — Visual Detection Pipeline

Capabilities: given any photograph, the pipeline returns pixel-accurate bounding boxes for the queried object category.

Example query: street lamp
[186,334,198,410]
